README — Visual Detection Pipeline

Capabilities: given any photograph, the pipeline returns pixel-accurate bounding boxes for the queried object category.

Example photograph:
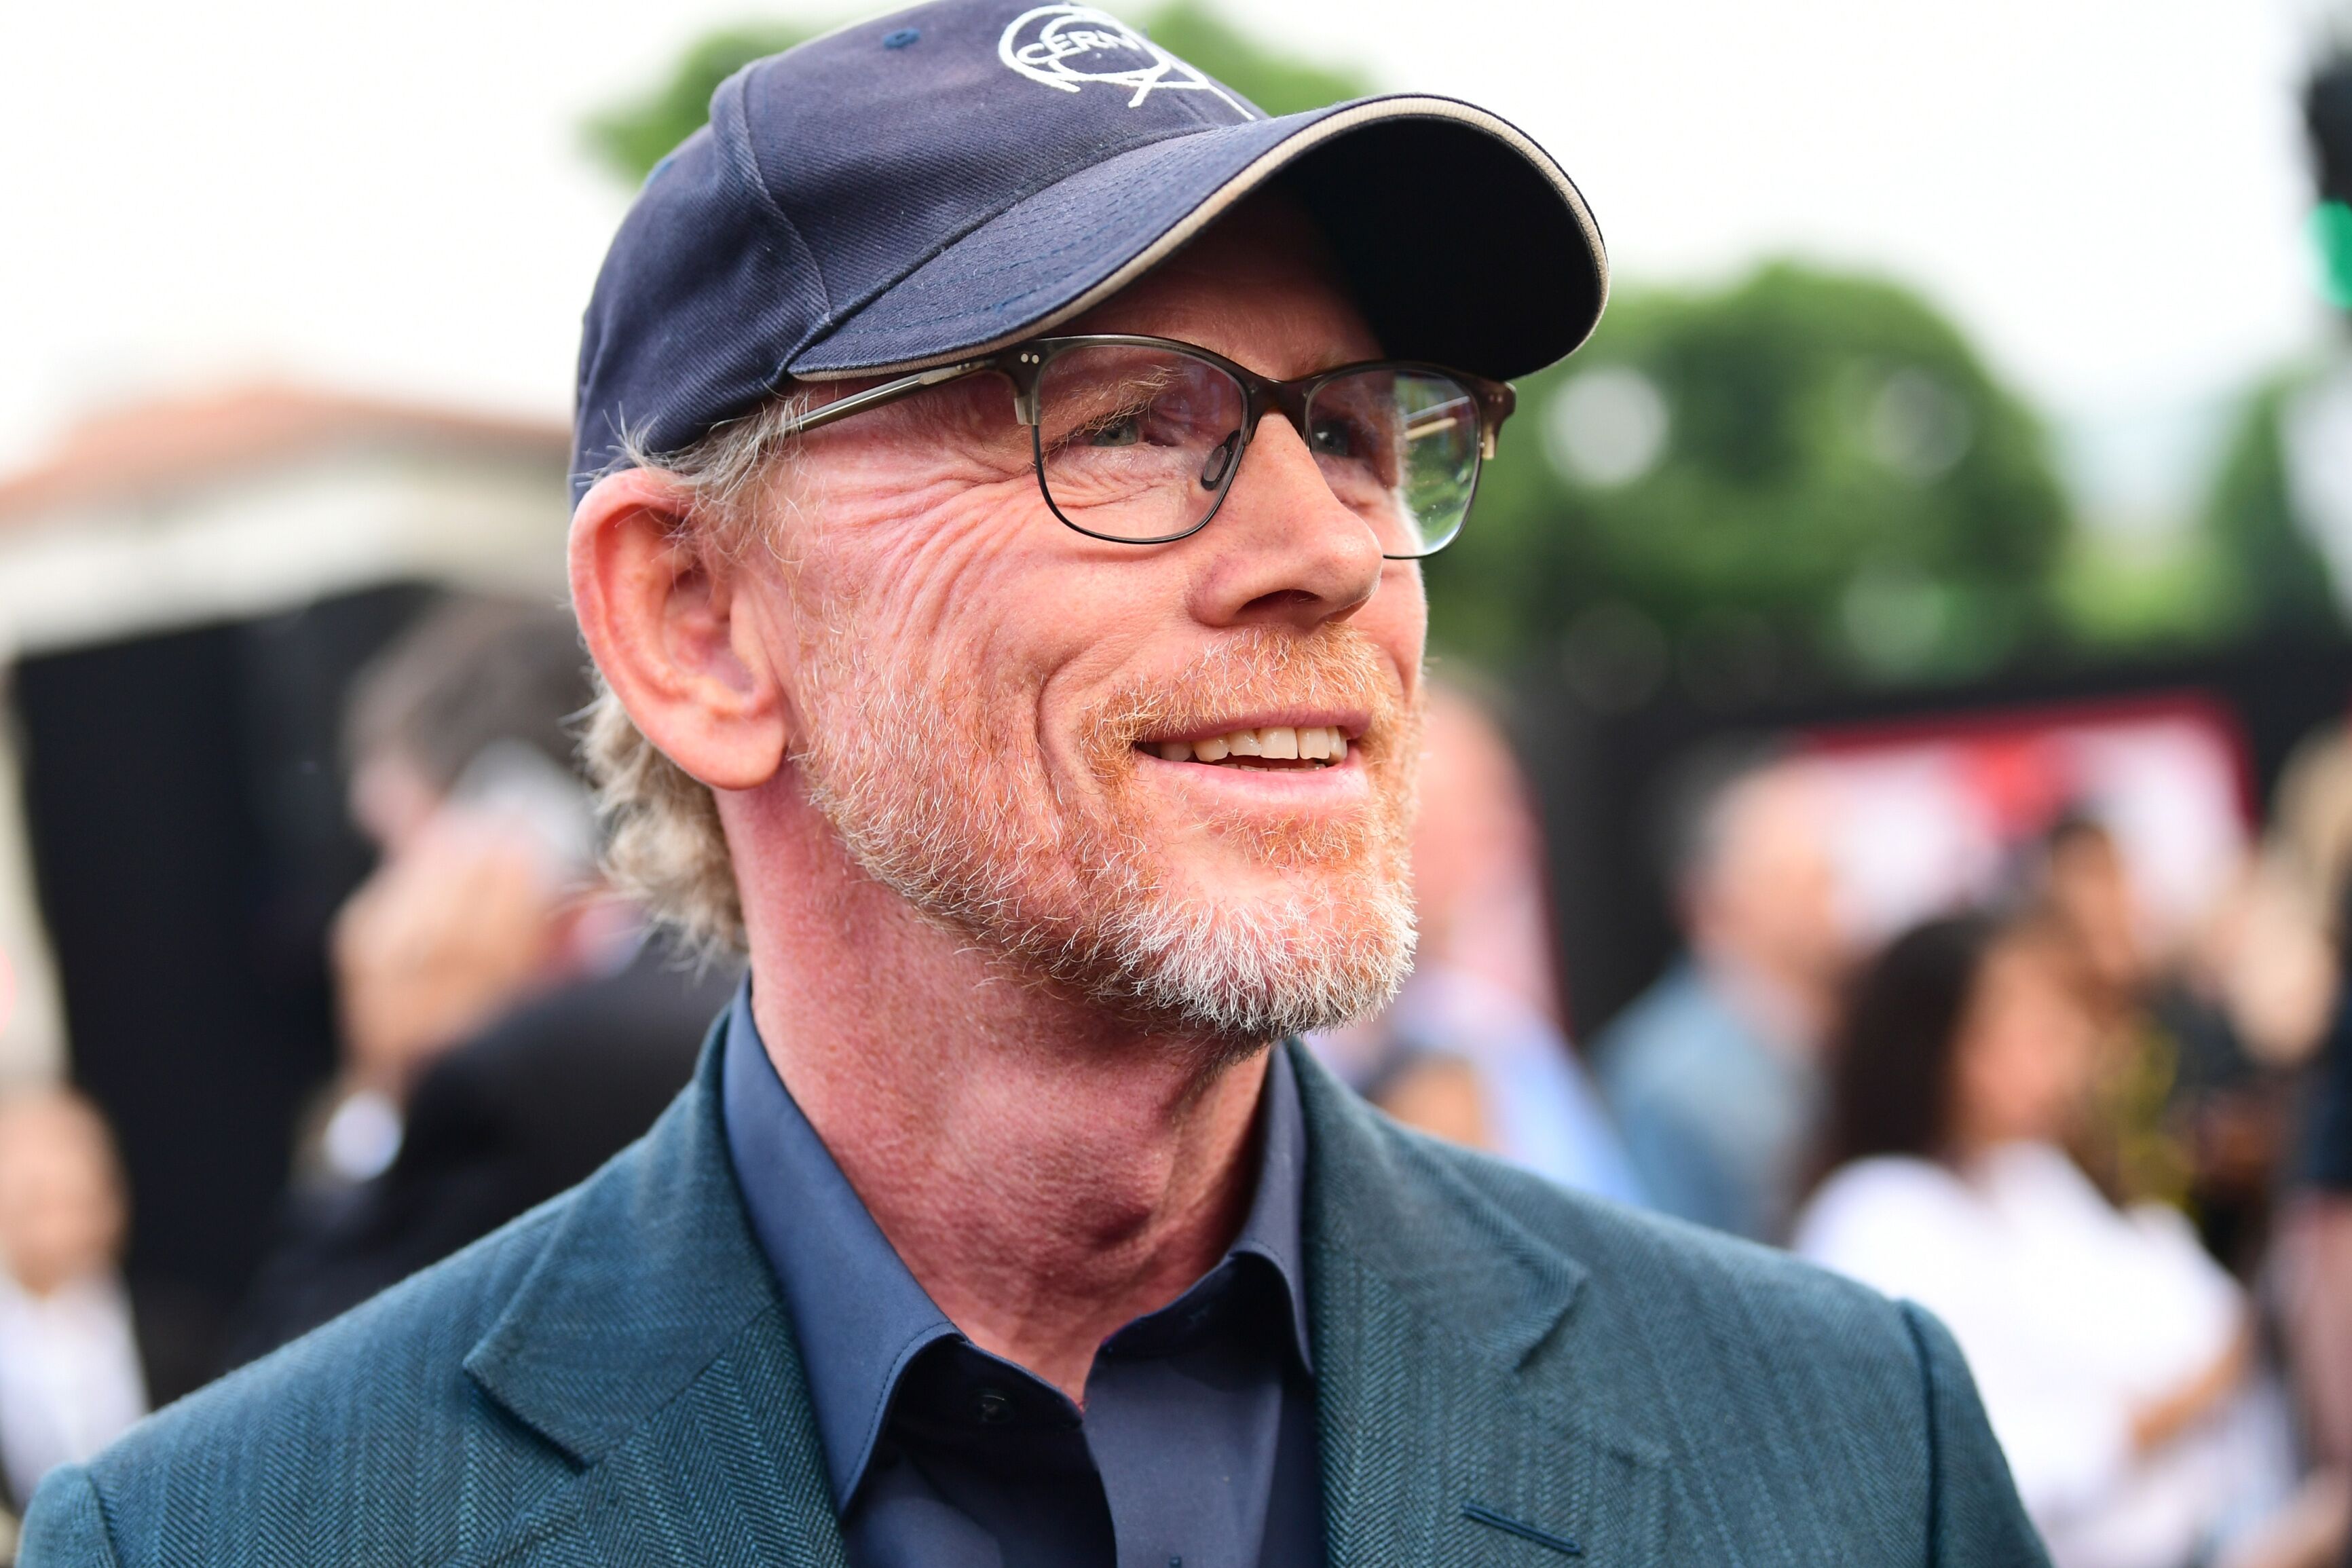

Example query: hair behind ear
[580,674,744,956]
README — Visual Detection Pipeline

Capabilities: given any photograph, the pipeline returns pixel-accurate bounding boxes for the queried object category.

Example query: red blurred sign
[1795,692,2253,950]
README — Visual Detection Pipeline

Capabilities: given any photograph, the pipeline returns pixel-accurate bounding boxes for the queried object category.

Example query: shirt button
[975,1388,1013,1425]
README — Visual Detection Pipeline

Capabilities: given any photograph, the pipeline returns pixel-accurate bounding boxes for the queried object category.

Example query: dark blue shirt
[720,989,1324,1568]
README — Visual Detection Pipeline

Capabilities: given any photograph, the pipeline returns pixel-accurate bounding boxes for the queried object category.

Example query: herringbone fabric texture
[22,1036,2048,1567]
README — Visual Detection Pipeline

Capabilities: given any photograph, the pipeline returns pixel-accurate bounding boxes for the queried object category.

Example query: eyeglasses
[777,335,1516,559]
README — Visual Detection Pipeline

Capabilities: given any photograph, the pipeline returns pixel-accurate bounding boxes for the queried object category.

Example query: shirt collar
[720,982,1313,1508]
[1229,1029,1313,1368]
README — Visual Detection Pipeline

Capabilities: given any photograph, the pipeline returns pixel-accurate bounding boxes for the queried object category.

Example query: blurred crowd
[1318,688,2352,1568]
[0,611,2345,1568]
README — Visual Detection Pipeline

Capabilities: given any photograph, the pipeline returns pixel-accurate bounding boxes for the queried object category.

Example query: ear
[569,468,790,792]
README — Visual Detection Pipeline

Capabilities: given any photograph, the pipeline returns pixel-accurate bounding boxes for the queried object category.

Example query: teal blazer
[24,1038,2046,1566]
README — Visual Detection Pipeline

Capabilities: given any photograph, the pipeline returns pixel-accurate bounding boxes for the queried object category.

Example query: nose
[1188,413,1387,631]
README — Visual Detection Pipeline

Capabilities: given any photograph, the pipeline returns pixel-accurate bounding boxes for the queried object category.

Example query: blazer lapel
[430,1027,1664,1567]
[1292,1042,1669,1568]
[448,1034,849,1568]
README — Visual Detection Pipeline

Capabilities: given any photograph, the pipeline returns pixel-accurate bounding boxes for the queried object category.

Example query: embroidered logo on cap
[997,5,1254,115]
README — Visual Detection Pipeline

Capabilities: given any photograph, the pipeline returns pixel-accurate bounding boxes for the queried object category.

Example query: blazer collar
[454,1025,1660,1567]
[459,1024,1586,1453]
[453,1021,848,1568]
[461,1017,782,1463]
[1290,1039,1669,1565]
[1290,1036,1588,1365]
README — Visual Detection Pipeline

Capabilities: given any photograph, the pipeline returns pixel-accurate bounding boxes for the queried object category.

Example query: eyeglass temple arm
[777,357,1003,438]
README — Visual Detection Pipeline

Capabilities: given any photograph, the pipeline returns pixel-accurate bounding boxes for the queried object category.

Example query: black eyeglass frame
[774,334,1518,559]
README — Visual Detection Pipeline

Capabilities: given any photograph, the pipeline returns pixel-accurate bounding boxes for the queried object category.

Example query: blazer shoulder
[20,1463,123,1568]
[1419,1127,1926,1382]
[1296,1041,1919,1392]
[1400,1134,1997,1556]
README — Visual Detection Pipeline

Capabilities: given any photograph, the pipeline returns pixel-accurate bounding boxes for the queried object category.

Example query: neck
[726,782,1270,1403]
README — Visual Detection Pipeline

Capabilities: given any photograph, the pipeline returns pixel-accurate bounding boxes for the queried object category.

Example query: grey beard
[795,688,1417,1049]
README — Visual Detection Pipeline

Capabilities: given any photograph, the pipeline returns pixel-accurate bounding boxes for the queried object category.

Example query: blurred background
[5,1,2352,1563]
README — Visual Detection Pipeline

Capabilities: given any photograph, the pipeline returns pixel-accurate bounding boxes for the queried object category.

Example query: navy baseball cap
[572,0,1607,500]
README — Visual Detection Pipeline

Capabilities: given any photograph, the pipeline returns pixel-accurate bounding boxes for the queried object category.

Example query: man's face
[741,200,1425,1047]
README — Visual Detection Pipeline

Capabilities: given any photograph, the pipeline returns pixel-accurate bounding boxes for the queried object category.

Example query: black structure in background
[1514,636,2352,1047]
[2309,54,2352,208]
[13,583,434,1402]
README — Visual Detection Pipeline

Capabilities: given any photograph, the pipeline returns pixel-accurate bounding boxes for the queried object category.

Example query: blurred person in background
[2281,971,2352,1565]
[1796,914,2313,1568]
[2033,813,2308,1275]
[2260,722,2352,1568]
[2248,724,2352,1568]
[227,597,735,1362]
[1594,749,1850,1240]
[2030,741,2352,1564]
[0,1091,143,1546]
[1310,682,1642,1201]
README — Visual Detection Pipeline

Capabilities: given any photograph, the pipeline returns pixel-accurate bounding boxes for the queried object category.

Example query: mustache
[1075,625,1413,770]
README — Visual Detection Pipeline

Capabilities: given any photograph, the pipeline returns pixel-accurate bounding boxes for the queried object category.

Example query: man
[226,598,735,1362]
[1597,750,1850,1242]
[25,4,2045,1563]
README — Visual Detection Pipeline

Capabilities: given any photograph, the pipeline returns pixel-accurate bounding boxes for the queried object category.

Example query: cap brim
[785,95,1607,384]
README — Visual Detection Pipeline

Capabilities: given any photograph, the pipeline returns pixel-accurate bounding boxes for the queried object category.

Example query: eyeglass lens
[1032,345,1482,555]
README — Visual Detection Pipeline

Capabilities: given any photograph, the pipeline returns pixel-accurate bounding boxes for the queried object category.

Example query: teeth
[1142,726,1351,767]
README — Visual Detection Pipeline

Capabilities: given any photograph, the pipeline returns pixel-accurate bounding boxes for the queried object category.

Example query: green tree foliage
[1427,263,2075,692]
[582,22,817,182]
[2190,372,2345,640]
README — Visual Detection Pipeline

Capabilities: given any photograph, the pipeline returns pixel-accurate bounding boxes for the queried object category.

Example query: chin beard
[1069,870,1419,1057]
[794,624,1421,1050]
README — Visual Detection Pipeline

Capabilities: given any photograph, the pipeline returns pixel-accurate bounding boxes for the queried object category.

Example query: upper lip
[1135,712,1367,746]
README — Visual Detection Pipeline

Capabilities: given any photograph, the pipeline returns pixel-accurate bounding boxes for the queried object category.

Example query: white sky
[0,0,2336,505]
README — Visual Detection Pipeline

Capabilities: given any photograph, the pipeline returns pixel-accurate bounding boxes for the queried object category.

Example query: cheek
[1954,1033,2006,1121]
[1963,1015,2037,1111]
[803,472,1034,632]
[1364,561,1428,686]
[802,483,1191,752]
[792,486,1058,711]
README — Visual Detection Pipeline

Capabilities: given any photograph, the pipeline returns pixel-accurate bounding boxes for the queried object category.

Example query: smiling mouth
[1138,725,1350,772]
